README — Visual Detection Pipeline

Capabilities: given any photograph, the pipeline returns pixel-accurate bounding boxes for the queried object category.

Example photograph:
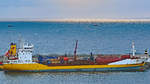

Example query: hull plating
[3,63,145,72]
[0,65,3,70]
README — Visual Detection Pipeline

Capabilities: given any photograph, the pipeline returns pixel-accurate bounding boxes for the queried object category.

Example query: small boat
[93,24,98,26]
[2,41,147,72]
[8,25,14,27]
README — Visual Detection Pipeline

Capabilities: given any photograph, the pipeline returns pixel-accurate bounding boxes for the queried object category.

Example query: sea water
[0,21,150,55]
[0,71,150,84]
[0,21,150,84]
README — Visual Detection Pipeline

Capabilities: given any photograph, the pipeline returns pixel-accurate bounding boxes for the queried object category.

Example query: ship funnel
[9,43,17,56]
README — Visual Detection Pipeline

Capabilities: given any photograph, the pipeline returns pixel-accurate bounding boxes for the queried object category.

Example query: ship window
[25,48,32,49]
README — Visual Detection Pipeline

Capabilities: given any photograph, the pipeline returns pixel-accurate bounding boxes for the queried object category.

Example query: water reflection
[0,70,150,84]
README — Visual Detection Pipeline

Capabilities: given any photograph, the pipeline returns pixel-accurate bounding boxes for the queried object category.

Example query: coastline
[1,19,150,22]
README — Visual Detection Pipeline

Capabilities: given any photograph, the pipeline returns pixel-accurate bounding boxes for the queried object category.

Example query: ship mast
[132,41,136,57]
[18,35,24,49]
[74,40,78,61]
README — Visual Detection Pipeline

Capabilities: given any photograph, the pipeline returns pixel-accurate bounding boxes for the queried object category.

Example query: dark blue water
[0,21,150,84]
[0,21,150,55]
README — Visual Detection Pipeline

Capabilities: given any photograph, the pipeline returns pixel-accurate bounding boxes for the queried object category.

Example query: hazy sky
[0,0,150,19]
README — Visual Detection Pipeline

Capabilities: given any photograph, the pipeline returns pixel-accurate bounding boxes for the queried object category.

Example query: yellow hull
[3,63,145,72]
[0,65,3,70]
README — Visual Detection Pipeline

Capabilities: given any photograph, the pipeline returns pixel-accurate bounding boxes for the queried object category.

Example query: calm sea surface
[0,21,150,84]
[0,21,150,55]
[0,71,150,84]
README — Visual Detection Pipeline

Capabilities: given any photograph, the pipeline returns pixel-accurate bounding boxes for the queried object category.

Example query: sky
[0,0,150,20]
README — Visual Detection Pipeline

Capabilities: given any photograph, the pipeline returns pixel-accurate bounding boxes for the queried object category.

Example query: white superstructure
[6,42,34,64]
[17,42,34,63]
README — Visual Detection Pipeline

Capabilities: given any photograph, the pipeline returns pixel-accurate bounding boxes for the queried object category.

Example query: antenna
[74,40,78,61]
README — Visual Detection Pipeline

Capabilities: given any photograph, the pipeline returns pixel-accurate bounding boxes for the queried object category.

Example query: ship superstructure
[4,42,34,64]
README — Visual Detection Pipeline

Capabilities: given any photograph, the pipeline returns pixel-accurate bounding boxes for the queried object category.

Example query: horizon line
[1,18,150,22]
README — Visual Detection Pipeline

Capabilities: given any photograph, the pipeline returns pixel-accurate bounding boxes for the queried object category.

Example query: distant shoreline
[1,19,150,22]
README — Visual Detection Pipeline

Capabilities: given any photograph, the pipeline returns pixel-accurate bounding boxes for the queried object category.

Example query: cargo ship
[2,41,146,72]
